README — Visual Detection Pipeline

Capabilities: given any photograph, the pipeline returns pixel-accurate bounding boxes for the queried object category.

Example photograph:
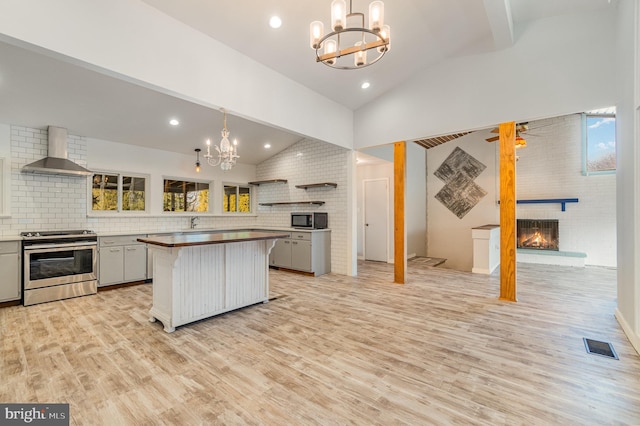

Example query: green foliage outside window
[224,185,251,213]
[163,180,209,212]
[92,173,146,212]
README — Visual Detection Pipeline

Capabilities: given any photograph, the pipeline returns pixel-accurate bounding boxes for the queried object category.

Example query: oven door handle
[24,241,98,250]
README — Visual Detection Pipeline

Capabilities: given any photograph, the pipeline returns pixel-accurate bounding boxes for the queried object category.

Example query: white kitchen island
[138,231,288,333]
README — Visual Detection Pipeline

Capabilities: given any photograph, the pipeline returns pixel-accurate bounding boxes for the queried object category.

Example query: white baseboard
[615,308,640,355]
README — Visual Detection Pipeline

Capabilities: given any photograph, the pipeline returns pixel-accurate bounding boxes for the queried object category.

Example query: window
[163,179,209,212]
[223,184,251,213]
[92,173,147,212]
[583,110,616,174]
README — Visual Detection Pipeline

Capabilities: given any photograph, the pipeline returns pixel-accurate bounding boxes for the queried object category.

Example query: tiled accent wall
[515,114,616,267]
[255,139,351,275]
[1,126,88,234]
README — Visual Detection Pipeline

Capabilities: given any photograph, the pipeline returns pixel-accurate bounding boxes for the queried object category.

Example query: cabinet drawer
[0,241,19,254]
[291,232,311,241]
[100,235,146,246]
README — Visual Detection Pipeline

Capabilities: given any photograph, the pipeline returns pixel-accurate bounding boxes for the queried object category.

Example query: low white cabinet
[0,241,21,302]
[269,231,331,276]
[98,235,147,286]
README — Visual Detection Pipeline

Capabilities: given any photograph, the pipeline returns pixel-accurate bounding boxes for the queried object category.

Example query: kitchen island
[138,231,288,333]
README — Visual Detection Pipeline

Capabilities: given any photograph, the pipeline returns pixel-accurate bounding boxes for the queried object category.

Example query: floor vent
[583,338,619,360]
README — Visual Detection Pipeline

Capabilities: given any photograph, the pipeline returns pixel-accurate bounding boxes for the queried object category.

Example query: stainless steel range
[21,230,97,306]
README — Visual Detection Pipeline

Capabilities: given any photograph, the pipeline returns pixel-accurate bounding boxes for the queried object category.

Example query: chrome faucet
[190,216,199,229]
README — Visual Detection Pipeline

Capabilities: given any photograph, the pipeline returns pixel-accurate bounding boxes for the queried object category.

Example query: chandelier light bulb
[310,21,324,49]
[377,25,391,53]
[324,39,337,65]
[354,42,367,67]
[331,0,347,31]
[369,1,384,32]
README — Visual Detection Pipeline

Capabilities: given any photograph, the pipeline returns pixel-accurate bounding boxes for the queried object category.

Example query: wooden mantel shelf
[295,182,337,190]
[248,179,288,185]
[259,201,325,206]
[498,198,578,212]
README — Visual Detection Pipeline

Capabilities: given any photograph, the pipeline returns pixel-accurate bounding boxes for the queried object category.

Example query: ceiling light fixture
[310,0,390,69]
[264,143,271,149]
[270,16,282,29]
[203,109,239,171]
[169,118,179,126]
[194,148,201,173]
[361,81,370,89]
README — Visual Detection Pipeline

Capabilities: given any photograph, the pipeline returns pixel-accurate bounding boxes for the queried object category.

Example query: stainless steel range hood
[22,126,92,176]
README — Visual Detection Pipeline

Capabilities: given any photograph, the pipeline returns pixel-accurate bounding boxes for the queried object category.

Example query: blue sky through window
[586,114,616,172]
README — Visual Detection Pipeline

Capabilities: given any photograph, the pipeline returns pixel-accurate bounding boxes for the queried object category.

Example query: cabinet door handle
[292,241,298,245]
[103,241,114,245]
[110,248,120,252]
[126,247,138,251]
[284,241,290,244]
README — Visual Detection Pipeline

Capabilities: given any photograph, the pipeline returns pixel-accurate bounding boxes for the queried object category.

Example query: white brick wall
[516,114,616,267]
[256,139,350,275]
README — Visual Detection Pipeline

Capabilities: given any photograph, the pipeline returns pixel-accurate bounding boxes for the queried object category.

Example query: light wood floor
[2,262,639,425]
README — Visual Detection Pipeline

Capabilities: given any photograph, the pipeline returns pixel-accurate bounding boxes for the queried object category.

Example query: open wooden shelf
[295,182,337,190]
[248,179,288,186]
[498,198,579,211]
[259,201,325,206]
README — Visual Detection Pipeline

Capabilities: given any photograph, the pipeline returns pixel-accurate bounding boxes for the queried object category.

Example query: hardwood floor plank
[1,261,639,425]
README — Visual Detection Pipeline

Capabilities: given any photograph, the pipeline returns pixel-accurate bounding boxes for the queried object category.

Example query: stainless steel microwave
[291,212,328,229]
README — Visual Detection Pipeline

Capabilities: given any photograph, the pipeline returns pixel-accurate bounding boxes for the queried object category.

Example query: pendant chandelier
[204,109,239,171]
[310,0,390,69]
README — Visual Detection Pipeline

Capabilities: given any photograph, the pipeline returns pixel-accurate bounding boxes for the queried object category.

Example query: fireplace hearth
[517,219,559,251]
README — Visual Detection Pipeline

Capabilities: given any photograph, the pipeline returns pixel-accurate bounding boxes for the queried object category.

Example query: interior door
[364,179,388,262]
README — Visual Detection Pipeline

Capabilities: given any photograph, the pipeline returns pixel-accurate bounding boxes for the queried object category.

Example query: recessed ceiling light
[361,82,370,89]
[264,143,271,149]
[169,119,179,126]
[269,16,282,29]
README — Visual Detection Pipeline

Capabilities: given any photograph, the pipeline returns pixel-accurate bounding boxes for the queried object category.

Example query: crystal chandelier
[204,109,239,171]
[310,0,390,69]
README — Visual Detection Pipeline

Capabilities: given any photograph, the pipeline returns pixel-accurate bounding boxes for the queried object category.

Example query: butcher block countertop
[137,230,290,248]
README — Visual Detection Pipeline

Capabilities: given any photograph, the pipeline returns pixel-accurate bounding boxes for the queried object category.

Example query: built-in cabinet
[269,231,331,276]
[0,241,20,302]
[98,235,147,286]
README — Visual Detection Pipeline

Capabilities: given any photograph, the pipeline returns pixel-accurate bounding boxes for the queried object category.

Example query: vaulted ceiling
[0,0,617,164]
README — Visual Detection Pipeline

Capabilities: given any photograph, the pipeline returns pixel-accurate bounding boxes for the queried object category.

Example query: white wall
[516,115,616,267]
[614,0,640,353]
[255,139,351,275]
[426,131,500,271]
[406,143,427,258]
[356,142,427,262]
[354,7,617,149]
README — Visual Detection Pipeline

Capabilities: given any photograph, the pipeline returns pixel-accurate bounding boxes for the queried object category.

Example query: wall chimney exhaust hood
[22,126,92,176]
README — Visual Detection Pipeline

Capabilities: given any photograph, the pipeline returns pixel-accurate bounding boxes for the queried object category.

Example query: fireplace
[517,219,559,251]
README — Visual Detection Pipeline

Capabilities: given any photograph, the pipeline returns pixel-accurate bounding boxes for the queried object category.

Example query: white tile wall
[255,139,350,274]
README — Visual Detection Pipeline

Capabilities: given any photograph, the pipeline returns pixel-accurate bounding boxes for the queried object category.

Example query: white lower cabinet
[0,241,20,302]
[98,235,147,286]
[269,231,330,276]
